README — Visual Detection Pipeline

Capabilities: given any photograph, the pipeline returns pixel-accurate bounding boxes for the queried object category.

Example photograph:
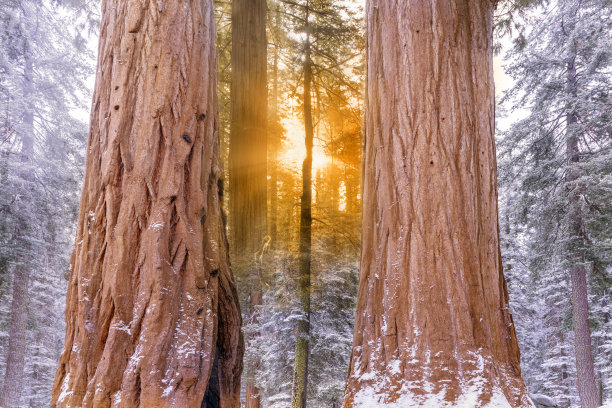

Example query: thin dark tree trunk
[269,8,281,249]
[291,4,313,407]
[565,54,600,408]
[0,267,30,408]
[0,47,34,408]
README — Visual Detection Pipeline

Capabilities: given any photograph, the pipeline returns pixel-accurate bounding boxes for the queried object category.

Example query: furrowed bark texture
[50,1,244,407]
[344,1,532,406]
[229,0,267,407]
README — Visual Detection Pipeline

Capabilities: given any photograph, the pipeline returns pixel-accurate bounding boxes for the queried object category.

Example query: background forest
[0,0,610,407]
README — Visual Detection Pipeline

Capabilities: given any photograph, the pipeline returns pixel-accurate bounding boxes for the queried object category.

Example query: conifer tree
[499,0,612,405]
[0,1,92,406]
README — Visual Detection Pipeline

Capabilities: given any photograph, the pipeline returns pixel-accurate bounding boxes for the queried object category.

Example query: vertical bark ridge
[51,1,243,407]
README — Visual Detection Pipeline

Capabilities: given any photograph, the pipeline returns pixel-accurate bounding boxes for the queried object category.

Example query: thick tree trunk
[291,11,313,407]
[229,0,267,255]
[0,50,34,408]
[50,1,244,407]
[565,56,600,408]
[343,1,532,406]
[229,0,267,407]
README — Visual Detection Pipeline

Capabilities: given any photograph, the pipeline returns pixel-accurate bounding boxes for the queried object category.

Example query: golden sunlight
[279,116,332,172]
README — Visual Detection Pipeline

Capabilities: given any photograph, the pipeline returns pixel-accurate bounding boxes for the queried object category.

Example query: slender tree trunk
[291,6,313,407]
[344,1,532,406]
[0,268,30,408]
[229,0,267,407]
[0,48,34,408]
[345,171,356,215]
[565,54,600,408]
[330,159,339,250]
[51,1,243,407]
[269,9,281,249]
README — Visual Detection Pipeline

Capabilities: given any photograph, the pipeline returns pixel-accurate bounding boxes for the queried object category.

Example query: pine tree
[0,1,92,406]
[499,0,612,405]
[268,2,362,406]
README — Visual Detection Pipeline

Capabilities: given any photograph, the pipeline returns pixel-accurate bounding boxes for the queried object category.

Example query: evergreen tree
[232,1,363,406]
[271,2,362,406]
[499,0,612,405]
[0,1,92,406]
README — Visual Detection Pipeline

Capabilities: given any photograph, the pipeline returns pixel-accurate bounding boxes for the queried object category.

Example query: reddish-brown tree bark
[50,1,243,407]
[343,1,532,406]
[229,0,268,255]
[229,0,267,406]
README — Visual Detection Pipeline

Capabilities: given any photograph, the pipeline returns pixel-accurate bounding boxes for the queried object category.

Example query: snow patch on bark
[112,390,122,405]
[161,384,174,398]
[110,320,132,335]
[57,373,72,403]
[352,382,515,408]
[350,350,532,407]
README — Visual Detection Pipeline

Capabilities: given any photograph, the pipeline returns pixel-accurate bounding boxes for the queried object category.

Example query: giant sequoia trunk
[229,0,267,406]
[50,1,243,407]
[343,1,532,406]
[229,0,267,255]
